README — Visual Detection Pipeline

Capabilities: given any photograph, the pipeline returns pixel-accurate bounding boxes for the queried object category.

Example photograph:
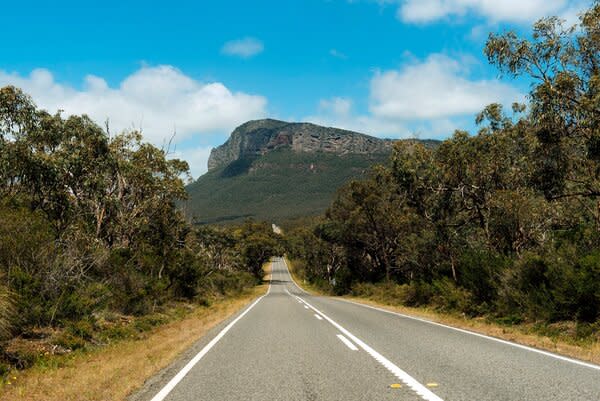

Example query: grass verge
[0,278,270,400]
[285,258,600,366]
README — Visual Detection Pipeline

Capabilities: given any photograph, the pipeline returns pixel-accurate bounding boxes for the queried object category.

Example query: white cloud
[308,53,523,139]
[319,97,353,117]
[0,65,267,176]
[559,1,590,25]
[369,53,522,120]
[308,96,411,137]
[392,0,587,24]
[221,37,264,58]
[307,113,412,138]
[172,146,213,180]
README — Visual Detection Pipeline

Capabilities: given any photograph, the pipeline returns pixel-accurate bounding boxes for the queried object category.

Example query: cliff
[207,119,393,171]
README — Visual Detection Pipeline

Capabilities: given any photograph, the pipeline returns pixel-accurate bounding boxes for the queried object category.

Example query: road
[131,257,600,401]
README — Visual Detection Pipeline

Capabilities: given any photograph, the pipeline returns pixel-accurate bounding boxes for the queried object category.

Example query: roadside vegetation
[285,3,600,351]
[0,284,268,401]
[0,86,280,381]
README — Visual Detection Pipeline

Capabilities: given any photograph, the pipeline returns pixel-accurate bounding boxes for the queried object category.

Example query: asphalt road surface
[131,257,600,401]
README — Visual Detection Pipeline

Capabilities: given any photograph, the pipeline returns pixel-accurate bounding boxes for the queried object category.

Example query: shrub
[53,332,86,351]
[431,278,478,315]
[572,252,600,322]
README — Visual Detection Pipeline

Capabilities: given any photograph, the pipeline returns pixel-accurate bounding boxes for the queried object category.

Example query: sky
[0,0,591,178]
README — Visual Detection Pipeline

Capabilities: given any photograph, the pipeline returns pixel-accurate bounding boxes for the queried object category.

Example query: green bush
[133,314,169,332]
[498,254,557,321]
[53,332,86,351]
[457,250,506,305]
[431,278,478,315]
[573,252,600,322]
[67,320,96,341]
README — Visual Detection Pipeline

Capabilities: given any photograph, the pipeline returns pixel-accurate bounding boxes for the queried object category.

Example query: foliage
[286,2,600,329]
[0,86,278,370]
[185,147,394,224]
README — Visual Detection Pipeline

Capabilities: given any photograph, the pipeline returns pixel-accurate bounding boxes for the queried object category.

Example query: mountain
[206,119,393,171]
[185,119,432,224]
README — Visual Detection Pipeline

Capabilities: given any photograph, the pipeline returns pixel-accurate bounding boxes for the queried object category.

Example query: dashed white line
[314,314,323,320]
[281,258,600,373]
[337,298,600,372]
[337,334,359,351]
[303,305,309,309]
[292,294,444,401]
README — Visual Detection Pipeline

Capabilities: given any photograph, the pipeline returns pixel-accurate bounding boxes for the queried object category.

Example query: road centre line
[314,314,323,320]
[293,294,444,401]
[281,258,600,373]
[337,334,359,351]
[149,267,273,401]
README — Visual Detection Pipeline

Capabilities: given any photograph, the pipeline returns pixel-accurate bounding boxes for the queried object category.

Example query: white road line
[295,294,443,401]
[149,268,273,401]
[337,299,600,372]
[314,314,323,320]
[303,305,309,309]
[281,258,600,372]
[337,334,359,351]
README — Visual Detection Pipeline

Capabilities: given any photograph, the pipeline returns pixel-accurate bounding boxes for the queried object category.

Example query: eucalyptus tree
[486,2,600,227]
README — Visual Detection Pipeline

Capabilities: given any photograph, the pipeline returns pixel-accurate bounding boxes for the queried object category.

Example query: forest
[0,86,279,370]
[286,3,600,336]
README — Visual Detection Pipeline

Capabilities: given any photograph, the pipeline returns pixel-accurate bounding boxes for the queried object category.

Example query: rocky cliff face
[207,119,393,171]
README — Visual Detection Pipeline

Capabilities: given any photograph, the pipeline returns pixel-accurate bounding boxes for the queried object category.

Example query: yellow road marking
[426,383,439,387]
[390,383,402,389]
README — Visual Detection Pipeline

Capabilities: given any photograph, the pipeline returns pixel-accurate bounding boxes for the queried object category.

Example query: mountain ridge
[187,119,439,224]
[207,119,393,171]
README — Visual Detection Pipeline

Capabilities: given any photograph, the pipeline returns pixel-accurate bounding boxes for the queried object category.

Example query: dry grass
[342,296,600,365]
[285,258,600,366]
[0,285,268,401]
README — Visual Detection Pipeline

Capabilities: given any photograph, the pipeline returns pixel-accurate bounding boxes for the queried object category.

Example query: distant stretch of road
[131,257,600,401]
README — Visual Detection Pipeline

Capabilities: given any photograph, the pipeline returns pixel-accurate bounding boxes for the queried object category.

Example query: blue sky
[0,0,590,177]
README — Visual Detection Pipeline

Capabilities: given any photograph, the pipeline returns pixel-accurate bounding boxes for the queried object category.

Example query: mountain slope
[186,148,390,224]
[185,119,434,224]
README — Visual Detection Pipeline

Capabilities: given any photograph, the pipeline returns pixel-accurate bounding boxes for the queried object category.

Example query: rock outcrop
[207,119,393,171]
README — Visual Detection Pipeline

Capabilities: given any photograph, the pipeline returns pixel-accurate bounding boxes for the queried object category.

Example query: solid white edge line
[314,314,323,320]
[296,294,443,401]
[281,258,600,372]
[337,334,359,351]
[149,263,273,401]
[338,298,600,372]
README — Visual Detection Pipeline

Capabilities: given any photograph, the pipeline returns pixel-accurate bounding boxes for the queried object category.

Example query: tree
[486,3,600,226]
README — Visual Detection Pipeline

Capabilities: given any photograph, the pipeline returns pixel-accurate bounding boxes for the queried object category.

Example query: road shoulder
[285,257,600,366]
[0,284,269,401]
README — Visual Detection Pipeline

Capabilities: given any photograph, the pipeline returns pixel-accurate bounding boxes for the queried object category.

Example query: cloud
[559,1,590,25]
[172,145,214,179]
[329,49,348,59]
[308,53,523,139]
[307,97,411,137]
[221,37,264,58]
[369,53,522,120]
[375,0,589,24]
[0,65,267,176]
[319,97,352,117]
[307,113,412,138]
